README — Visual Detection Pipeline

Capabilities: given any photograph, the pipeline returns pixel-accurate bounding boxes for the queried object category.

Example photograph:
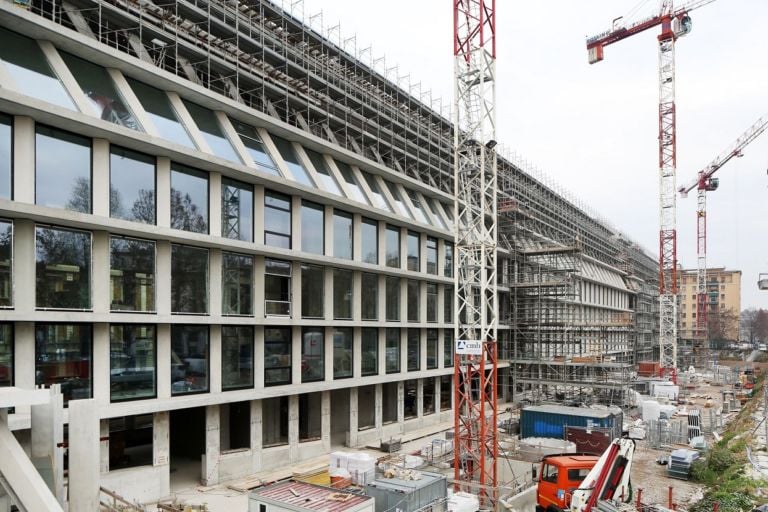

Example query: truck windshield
[542,464,559,483]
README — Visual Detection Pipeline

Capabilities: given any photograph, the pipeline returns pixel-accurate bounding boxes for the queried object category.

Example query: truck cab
[536,455,599,512]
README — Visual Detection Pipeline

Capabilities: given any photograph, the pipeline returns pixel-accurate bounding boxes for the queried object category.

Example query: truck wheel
[546,506,563,512]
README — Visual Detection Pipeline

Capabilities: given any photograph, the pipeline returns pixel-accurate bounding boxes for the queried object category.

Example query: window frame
[109,145,157,225]
[35,124,93,214]
[109,324,157,402]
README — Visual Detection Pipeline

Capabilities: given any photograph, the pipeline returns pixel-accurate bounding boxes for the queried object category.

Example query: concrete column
[437,239,445,278]
[324,267,333,321]
[397,381,405,429]
[348,387,358,447]
[254,256,266,320]
[251,400,262,472]
[167,92,210,153]
[156,241,171,316]
[13,116,34,205]
[92,139,110,217]
[14,322,34,391]
[99,420,109,474]
[399,227,408,270]
[417,379,424,419]
[92,323,110,405]
[377,219,386,266]
[378,328,386,375]
[324,327,334,382]
[31,386,64,505]
[254,326,265,388]
[420,281,427,323]
[352,271,362,322]
[203,405,220,486]
[68,399,100,512]
[13,220,35,314]
[321,390,331,452]
[209,171,222,237]
[420,234,427,274]
[92,231,110,314]
[324,205,334,257]
[353,326,362,379]
[291,196,302,252]
[377,274,386,322]
[399,277,407,323]
[156,157,171,229]
[210,248,222,317]
[435,377,442,414]
[438,327,445,369]
[254,185,265,245]
[153,411,170,467]
[156,324,171,399]
[400,328,408,374]
[438,285,446,325]
[291,260,302,320]
[209,324,222,394]
[352,214,362,261]
[375,384,383,432]
[291,328,301,385]
[288,395,299,463]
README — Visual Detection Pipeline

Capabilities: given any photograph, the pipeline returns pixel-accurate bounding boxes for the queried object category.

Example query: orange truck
[535,454,599,512]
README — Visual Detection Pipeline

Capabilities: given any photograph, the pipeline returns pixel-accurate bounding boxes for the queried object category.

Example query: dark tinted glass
[386,277,400,321]
[301,327,324,383]
[221,178,253,242]
[426,238,438,275]
[110,236,155,312]
[271,136,314,187]
[444,331,454,367]
[183,100,240,162]
[385,225,400,268]
[222,325,253,390]
[361,273,378,320]
[0,324,12,387]
[301,201,324,254]
[333,327,353,379]
[333,269,353,320]
[36,126,91,213]
[361,327,378,376]
[171,164,208,233]
[171,245,208,314]
[407,232,420,271]
[0,220,10,307]
[0,115,11,199]
[171,325,209,395]
[426,283,437,323]
[35,323,92,404]
[36,226,91,309]
[407,329,420,371]
[407,280,419,322]
[264,327,291,386]
[385,328,400,374]
[110,147,155,223]
[333,211,352,260]
[222,252,253,316]
[264,191,291,249]
[127,77,194,148]
[427,329,438,369]
[229,120,279,175]
[361,218,378,264]
[110,325,156,401]
[301,264,324,319]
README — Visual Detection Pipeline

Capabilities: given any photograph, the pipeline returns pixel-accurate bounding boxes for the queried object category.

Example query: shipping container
[365,471,447,512]
[520,405,622,441]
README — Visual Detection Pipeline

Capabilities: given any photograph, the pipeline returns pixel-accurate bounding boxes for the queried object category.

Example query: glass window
[385,277,400,322]
[386,181,413,219]
[427,283,437,323]
[183,100,240,162]
[333,211,353,260]
[171,245,208,314]
[0,324,10,387]
[171,325,209,395]
[404,379,417,419]
[425,198,448,230]
[126,77,194,148]
[444,286,454,324]
[335,161,370,205]
[35,323,92,404]
[440,375,452,410]
[229,120,279,175]
[333,327,353,379]
[444,242,454,278]
[407,329,420,371]
[110,236,155,312]
[110,147,155,224]
[264,327,291,386]
[423,378,436,415]
[407,190,429,224]
[306,149,341,196]
[361,273,378,321]
[385,328,400,374]
[271,136,314,187]
[361,328,378,376]
[386,225,400,268]
[0,27,75,110]
[171,164,208,233]
[299,392,322,441]
[110,325,156,402]
[301,327,324,383]
[362,172,392,212]
[407,280,420,323]
[0,220,10,307]
[407,232,420,272]
[0,115,12,199]
[221,178,253,242]
[333,269,353,320]
[222,252,253,316]
[301,201,324,254]
[264,191,291,249]
[301,264,324,319]
[361,218,378,264]
[444,331,454,367]
[265,259,291,316]
[426,238,438,275]
[36,226,91,310]
[427,329,438,369]
[36,126,92,213]
[61,52,141,130]
[222,325,253,390]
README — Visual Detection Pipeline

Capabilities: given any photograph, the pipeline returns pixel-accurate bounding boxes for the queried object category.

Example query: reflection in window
[301,201,324,254]
[0,27,75,110]
[441,375,452,410]
[0,324,11,387]
[385,328,400,374]
[361,172,392,212]
[333,328,353,379]
[110,147,155,224]
[171,245,208,314]
[385,277,400,322]
[426,238,438,275]
[407,190,429,224]
[264,327,291,386]
[301,264,324,319]
[361,218,378,265]
[222,325,253,390]
[221,178,253,242]
[404,379,417,419]
[271,136,314,187]
[444,286,453,324]
[35,323,92,404]
[444,242,454,278]
[335,161,370,205]
[36,226,91,310]
[426,283,437,323]
[36,126,92,213]
[386,225,400,268]
[229,120,279,175]
[264,191,291,249]
[127,78,194,148]
[407,280,420,323]
[110,236,155,312]
[361,273,378,320]
[361,328,378,376]
[427,329,438,369]
[110,325,156,402]
[306,149,341,196]
[407,329,420,371]
[0,115,11,199]
[333,269,353,320]
[333,210,353,260]
[0,221,10,307]
[171,164,208,233]
[183,100,240,162]
[61,52,141,130]
[171,325,209,395]
[444,331,454,367]
[407,232,420,272]
[222,252,253,316]
[301,327,324,383]
[424,378,436,415]
[425,198,448,230]
[386,181,413,219]
[299,392,322,441]
[265,259,291,316]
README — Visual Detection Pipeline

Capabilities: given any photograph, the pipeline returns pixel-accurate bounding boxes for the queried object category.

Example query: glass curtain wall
[171,245,208,314]
[170,325,208,395]
[385,225,400,268]
[35,126,92,213]
[126,77,194,148]
[385,277,400,322]
[301,327,324,382]
[35,226,91,310]
[361,327,378,376]
[0,324,12,387]
[110,325,156,401]
[333,328,353,379]
[361,273,378,320]
[385,328,400,374]
[301,201,324,254]
[182,100,240,162]
[361,218,378,264]
[222,325,253,390]
[407,329,420,371]
[333,211,352,260]
[35,323,92,404]
[171,164,208,233]
[407,280,419,322]
[264,327,291,386]
[110,236,155,312]
[110,147,155,224]
[301,264,324,319]
[221,178,253,242]
[427,329,438,369]
[407,232,420,271]
[222,252,253,316]
[333,269,352,320]
[229,119,279,175]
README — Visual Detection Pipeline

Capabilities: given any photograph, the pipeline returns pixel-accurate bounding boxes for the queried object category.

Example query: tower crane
[586,0,716,381]
[678,114,768,361]
[453,0,498,507]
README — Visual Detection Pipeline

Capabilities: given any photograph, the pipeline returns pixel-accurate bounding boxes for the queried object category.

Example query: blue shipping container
[520,405,622,440]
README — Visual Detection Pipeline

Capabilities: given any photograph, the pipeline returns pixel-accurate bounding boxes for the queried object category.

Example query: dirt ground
[630,443,705,508]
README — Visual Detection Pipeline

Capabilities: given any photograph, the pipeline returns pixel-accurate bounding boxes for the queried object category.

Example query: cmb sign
[455,339,482,355]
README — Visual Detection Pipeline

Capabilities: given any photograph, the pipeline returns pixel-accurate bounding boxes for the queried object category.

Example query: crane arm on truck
[569,438,635,512]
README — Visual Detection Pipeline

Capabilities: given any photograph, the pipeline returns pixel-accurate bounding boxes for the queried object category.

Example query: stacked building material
[667,448,700,480]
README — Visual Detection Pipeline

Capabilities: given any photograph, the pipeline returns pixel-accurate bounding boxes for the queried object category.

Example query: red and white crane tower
[679,114,768,361]
[453,0,498,506]
[586,0,716,380]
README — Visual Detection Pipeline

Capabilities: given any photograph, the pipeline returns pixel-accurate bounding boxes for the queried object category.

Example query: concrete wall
[100,465,169,505]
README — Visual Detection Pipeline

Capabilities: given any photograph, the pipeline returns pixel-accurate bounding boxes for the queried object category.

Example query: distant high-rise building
[679,268,742,342]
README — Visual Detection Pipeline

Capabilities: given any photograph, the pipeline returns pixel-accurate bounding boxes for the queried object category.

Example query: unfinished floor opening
[169,406,205,489]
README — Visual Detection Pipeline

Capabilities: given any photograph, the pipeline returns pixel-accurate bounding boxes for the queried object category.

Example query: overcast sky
[295,0,768,309]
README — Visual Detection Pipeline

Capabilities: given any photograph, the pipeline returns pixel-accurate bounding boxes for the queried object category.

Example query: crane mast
[453,0,498,506]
